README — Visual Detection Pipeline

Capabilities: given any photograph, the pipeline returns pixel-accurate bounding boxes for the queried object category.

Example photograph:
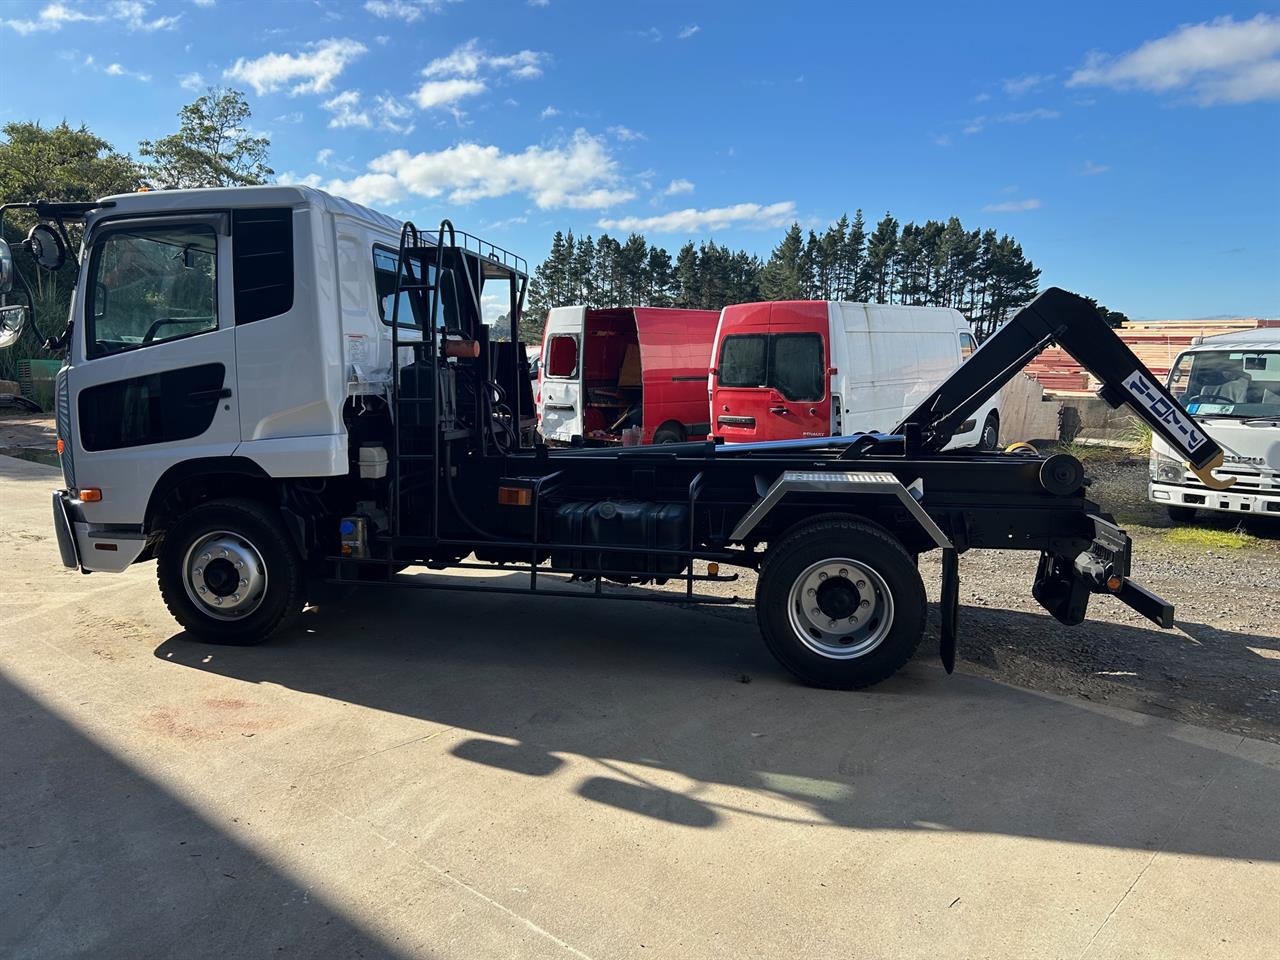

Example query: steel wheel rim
[182,530,268,621]
[786,557,894,659]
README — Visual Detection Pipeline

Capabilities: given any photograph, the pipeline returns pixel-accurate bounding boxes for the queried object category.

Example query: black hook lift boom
[329,223,1218,689]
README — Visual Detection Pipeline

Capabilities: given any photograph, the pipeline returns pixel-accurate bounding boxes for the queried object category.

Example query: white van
[1150,327,1280,521]
[710,300,1001,448]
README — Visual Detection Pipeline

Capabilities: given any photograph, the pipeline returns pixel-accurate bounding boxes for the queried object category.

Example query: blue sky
[3,0,1279,318]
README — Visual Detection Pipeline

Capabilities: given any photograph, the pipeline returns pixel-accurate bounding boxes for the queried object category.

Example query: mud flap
[940,548,959,673]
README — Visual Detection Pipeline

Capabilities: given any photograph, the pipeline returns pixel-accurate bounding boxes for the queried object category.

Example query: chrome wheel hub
[786,558,894,659]
[182,530,268,621]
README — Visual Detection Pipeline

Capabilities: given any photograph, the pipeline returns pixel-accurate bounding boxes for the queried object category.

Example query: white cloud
[365,0,454,22]
[316,148,335,166]
[528,0,549,7]
[598,201,798,233]
[973,92,991,103]
[982,198,1042,213]
[275,111,304,124]
[324,90,371,128]
[678,24,700,40]
[324,90,417,132]
[225,38,368,96]
[635,27,661,43]
[179,71,204,91]
[103,61,152,81]
[1002,73,1053,96]
[110,1,180,31]
[3,2,102,34]
[413,78,486,109]
[933,134,952,147]
[192,0,215,7]
[540,105,559,119]
[663,178,694,196]
[1068,14,1280,105]
[963,107,1060,135]
[608,125,645,141]
[423,38,549,80]
[287,130,633,210]
[1080,160,1110,176]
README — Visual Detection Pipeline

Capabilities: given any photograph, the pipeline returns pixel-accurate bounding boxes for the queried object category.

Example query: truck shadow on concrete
[154,577,1280,862]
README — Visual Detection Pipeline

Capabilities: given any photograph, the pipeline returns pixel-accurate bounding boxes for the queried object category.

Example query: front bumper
[52,490,81,570]
[52,489,148,573]
[1150,480,1280,516]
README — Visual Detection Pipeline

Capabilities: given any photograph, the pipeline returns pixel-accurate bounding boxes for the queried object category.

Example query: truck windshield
[1170,349,1280,419]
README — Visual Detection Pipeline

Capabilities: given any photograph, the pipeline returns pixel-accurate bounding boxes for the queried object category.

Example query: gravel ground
[5,414,1277,741]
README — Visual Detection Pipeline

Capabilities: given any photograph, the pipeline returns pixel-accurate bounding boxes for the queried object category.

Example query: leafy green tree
[0,121,141,378]
[139,87,272,189]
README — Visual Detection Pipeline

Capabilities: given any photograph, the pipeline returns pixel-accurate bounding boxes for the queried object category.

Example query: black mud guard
[1031,551,1090,625]
[940,548,959,673]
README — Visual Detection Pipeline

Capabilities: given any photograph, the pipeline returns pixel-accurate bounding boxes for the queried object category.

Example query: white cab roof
[1193,327,1280,351]
[92,184,402,234]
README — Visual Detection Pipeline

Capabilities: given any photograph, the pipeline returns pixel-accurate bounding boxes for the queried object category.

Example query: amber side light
[497,486,533,506]
[77,488,103,502]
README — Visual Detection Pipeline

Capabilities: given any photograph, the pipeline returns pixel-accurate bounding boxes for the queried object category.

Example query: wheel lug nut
[213,597,222,605]
[806,588,816,597]
[811,608,821,617]
[232,594,240,602]
[827,619,837,628]
[200,553,211,561]
[194,567,203,576]
[847,615,857,623]
[236,561,244,569]
[839,568,848,578]
[240,578,248,587]
[220,549,229,557]
[860,599,870,608]
[856,579,866,588]
[198,586,206,594]
[818,572,828,581]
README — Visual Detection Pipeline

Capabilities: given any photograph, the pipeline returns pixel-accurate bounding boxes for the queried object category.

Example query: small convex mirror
[26,223,66,271]
[0,237,13,294]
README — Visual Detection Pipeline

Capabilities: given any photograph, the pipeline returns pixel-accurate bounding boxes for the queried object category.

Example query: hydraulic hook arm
[894,287,1231,487]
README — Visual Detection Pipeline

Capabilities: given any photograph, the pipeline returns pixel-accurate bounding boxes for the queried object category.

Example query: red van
[538,306,720,444]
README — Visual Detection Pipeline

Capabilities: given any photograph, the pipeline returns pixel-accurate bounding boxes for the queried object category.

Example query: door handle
[188,387,233,403]
[769,406,787,414]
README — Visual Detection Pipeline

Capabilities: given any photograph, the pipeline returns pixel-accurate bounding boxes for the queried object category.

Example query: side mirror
[25,224,66,272]
[0,303,28,349]
[0,238,13,294]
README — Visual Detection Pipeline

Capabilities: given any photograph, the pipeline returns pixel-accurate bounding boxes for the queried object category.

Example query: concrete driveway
[2,453,1278,959]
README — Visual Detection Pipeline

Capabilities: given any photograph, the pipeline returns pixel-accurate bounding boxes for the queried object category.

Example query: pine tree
[571,234,596,305]
[863,213,899,304]
[674,242,699,308]
[647,245,675,306]
[759,222,807,300]
[847,210,870,301]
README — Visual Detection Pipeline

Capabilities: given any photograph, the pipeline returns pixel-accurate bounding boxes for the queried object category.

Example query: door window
[546,334,579,378]
[771,333,824,401]
[718,334,767,387]
[86,225,218,359]
[718,333,824,400]
[959,332,977,360]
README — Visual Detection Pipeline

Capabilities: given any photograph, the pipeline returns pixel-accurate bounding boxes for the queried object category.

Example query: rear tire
[652,422,686,445]
[979,413,1000,450]
[157,499,305,645]
[1167,505,1197,523]
[756,517,926,689]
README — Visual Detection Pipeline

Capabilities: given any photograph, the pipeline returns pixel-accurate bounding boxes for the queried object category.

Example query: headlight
[1150,451,1184,483]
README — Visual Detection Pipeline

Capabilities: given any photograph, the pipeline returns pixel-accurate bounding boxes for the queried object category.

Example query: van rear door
[540,306,586,441]
[712,302,829,441]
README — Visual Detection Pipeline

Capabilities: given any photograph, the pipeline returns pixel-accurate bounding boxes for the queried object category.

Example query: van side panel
[539,306,588,441]
[634,308,720,440]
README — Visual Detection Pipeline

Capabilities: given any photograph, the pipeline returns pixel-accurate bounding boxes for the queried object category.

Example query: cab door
[769,331,829,437]
[65,213,240,526]
[539,306,586,441]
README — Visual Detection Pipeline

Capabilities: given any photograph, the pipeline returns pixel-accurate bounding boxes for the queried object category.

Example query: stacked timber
[1023,318,1277,398]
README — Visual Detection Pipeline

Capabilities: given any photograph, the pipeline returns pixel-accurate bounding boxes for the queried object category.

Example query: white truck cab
[1150,327,1280,521]
[40,186,433,570]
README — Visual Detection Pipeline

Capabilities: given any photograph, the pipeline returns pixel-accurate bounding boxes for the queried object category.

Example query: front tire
[652,422,685,445]
[756,517,926,689]
[157,499,305,645]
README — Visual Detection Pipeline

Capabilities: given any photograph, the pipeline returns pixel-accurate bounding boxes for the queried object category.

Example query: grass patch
[1053,439,1133,463]
[1165,526,1258,550]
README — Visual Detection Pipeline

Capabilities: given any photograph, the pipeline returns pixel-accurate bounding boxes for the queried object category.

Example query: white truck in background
[1150,327,1280,521]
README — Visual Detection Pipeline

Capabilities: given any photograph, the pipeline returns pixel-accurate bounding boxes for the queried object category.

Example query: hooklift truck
[0,187,1234,689]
